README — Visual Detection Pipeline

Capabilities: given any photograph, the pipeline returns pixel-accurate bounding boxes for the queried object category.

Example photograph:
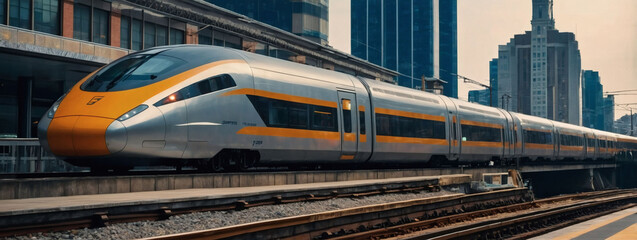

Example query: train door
[439,97,459,161]
[583,133,590,159]
[499,110,514,159]
[159,101,188,158]
[453,114,460,160]
[554,130,561,160]
[511,115,523,159]
[583,133,588,158]
[338,91,358,159]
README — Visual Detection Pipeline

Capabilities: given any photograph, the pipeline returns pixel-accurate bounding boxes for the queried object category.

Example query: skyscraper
[468,89,490,106]
[351,0,457,98]
[490,58,498,107]
[604,95,615,132]
[207,0,329,45]
[581,70,604,130]
[497,0,581,125]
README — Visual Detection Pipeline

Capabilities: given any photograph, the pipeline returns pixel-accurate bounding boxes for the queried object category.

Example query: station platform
[531,206,637,240]
[0,174,471,230]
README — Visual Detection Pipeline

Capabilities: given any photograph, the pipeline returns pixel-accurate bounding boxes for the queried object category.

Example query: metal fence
[0,138,85,173]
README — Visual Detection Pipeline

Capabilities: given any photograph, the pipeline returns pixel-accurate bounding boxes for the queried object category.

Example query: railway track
[0,176,451,237]
[405,191,636,240]
[140,189,635,240]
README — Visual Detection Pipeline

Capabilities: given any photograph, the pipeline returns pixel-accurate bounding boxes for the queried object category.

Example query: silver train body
[37,45,637,169]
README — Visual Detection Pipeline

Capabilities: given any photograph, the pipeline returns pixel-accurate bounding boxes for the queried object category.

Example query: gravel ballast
[6,189,459,240]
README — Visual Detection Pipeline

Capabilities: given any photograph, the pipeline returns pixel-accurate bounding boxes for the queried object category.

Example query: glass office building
[489,58,498,107]
[206,0,329,45]
[351,0,457,98]
[581,70,604,130]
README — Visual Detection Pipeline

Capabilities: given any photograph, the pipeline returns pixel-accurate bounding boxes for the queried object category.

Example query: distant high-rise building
[614,113,636,136]
[497,0,581,125]
[581,70,604,130]
[468,89,490,106]
[207,0,329,44]
[351,0,458,98]
[490,58,498,107]
[604,95,615,132]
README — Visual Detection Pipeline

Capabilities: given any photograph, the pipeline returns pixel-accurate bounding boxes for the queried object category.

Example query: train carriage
[582,128,598,160]
[552,121,587,161]
[226,51,371,165]
[364,79,450,164]
[593,130,615,160]
[450,99,509,163]
[37,45,637,171]
[515,114,555,161]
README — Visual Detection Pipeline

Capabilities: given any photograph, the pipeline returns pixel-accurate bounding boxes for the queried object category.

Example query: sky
[328,0,637,120]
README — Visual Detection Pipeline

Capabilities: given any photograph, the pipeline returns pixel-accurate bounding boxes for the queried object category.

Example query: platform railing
[0,138,83,173]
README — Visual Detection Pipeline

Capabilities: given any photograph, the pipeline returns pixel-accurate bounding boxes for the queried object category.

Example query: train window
[451,117,456,142]
[523,130,552,144]
[154,74,236,106]
[268,101,288,127]
[359,110,366,135]
[82,46,233,92]
[342,99,352,133]
[559,134,584,146]
[247,95,337,132]
[375,113,445,139]
[310,106,337,131]
[288,103,308,129]
[461,124,502,142]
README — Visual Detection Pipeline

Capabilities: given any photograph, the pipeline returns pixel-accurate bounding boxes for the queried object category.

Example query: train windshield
[81,46,219,92]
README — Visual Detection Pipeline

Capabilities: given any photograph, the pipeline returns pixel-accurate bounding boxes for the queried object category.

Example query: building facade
[206,0,329,45]
[581,70,604,130]
[497,0,581,125]
[350,0,458,98]
[0,0,396,138]
[614,113,636,136]
[468,89,489,106]
[604,95,615,132]
[489,58,498,107]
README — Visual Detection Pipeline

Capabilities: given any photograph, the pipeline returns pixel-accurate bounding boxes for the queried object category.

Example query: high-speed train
[37,45,637,171]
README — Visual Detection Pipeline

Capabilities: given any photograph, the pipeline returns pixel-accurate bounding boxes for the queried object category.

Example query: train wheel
[211,157,224,172]
[238,152,255,170]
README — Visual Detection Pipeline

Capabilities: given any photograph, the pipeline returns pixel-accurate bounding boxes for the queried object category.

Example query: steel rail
[0,181,442,237]
[414,194,636,240]
[328,189,632,240]
[140,188,532,240]
[137,189,635,240]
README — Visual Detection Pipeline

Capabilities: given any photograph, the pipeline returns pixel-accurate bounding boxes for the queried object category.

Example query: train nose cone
[47,116,113,156]
[105,120,127,154]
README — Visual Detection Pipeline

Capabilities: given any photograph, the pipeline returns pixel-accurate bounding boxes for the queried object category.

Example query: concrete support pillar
[609,169,617,187]
[17,77,33,138]
[588,168,596,191]
[186,24,198,44]
[62,0,74,38]
[110,8,121,48]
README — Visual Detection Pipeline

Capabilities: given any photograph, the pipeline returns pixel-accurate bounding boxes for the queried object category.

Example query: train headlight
[117,104,148,121]
[154,92,183,107]
[47,103,60,119]
[47,93,67,119]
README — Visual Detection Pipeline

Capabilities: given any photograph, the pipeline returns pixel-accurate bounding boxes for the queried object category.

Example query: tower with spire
[496,0,582,125]
[530,0,555,118]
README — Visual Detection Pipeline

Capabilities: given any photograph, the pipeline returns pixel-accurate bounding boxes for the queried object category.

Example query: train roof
[148,45,637,141]
[228,46,358,88]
